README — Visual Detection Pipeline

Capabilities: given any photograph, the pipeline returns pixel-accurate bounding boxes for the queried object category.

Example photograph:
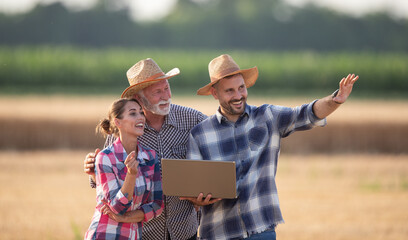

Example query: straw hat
[197,54,258,95]
[121,58,180,98]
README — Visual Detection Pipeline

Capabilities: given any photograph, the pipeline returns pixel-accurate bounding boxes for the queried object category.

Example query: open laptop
[161,158,237,199]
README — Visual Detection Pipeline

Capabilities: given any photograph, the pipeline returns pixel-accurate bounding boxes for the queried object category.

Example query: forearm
[121,209,145,223]
[120,173,137,201]
[312,94,341,119]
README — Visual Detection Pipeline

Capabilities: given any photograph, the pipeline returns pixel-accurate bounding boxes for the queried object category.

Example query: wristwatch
[331,89,341,104]
[332,89,339,97]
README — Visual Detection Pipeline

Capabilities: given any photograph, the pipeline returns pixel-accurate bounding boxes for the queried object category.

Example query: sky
[0,0,407,21]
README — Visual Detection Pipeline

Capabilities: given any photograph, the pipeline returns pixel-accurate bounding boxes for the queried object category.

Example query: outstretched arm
[313,74,359,119]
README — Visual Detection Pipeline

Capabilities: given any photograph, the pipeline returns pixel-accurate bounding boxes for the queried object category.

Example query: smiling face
[115,100,146,138]
[137,79,172,116]
[211,74,248,122]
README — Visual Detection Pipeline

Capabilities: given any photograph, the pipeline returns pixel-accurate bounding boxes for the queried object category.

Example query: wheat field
[0,151,407,240]
[0,95,407,239]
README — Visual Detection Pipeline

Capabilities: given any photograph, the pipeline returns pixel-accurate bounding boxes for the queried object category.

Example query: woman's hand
[101,203,125,222]
[101,201,145,223]
[124,151,138,175]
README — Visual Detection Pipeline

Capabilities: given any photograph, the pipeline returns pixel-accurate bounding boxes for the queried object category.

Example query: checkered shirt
[187,101,326,239]
[85,138,163,240]
[98,104,206,240]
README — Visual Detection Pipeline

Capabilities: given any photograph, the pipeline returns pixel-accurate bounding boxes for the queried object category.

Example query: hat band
[210,66,240,82]
[145,72,165,81]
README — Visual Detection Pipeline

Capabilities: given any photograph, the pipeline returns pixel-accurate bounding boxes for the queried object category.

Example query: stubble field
[0,95,407,239]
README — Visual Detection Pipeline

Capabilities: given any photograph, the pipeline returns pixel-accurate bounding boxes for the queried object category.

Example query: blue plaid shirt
[187,101,326,239]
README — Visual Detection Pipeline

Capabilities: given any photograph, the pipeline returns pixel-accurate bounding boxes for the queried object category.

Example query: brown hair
[96,98,141,137]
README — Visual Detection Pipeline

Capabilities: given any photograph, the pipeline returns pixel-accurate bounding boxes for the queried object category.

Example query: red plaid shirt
[85,138,163,240]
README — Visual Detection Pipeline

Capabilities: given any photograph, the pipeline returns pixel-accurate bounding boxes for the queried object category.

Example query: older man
[84,58,206,240]
[184,54,359,239]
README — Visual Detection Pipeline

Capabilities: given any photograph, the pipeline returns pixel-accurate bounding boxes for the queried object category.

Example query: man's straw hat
[197,54,258,95]
[121,58,180,98]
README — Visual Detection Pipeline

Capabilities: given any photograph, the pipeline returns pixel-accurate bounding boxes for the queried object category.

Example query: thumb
[95,148,101,155]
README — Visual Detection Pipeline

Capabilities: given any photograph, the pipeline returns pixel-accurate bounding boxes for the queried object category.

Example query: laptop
[161,158,237,199]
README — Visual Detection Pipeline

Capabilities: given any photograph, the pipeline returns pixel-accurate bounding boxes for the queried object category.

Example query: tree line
[1,0,408,51]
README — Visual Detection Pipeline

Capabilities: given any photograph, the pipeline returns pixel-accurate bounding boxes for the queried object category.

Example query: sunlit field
[0,95,407,239]
[1,95,408,123]
[0,151,407,240]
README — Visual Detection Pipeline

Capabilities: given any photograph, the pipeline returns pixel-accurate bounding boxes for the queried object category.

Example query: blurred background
[0,0,407,239]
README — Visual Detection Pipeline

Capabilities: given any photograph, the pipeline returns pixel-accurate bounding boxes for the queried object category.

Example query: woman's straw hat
[197,54,258,95]
[121,58,180,98]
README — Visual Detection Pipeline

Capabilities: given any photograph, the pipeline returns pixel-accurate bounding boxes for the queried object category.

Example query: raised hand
[333,73,359,104]
[124,151,138,175]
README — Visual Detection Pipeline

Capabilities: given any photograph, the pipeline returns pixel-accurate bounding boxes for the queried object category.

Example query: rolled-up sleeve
[278,100,327,138]
[95,153,132,215]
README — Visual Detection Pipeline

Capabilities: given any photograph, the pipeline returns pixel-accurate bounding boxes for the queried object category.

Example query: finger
[130,158,139,167]
[95,148,101,155]
[84,163,95,169]
[101,205,108,215]
[125,152,134,163]
[203,194,213,204]
[351,75,359,83]
[85,153,93,164]
[348,73,355,83]
[128,161,137,170]
[344,74,352,85]
[124,151,136,164]
[103,208,111,215]
[196,193,204,202]
[339,77,345,87]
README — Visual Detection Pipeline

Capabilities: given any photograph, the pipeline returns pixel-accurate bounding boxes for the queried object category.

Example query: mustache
[229,97,245,104]
[157,99,171,105]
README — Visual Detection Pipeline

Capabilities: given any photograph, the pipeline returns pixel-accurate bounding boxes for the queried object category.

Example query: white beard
[143,98,171,116]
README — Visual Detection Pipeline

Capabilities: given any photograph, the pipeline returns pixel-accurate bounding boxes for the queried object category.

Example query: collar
[113,137,150,164]
[215,104,250,124]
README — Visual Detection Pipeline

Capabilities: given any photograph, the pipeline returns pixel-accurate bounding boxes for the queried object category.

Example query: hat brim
[121,68,180,98]
[197,66,258,96]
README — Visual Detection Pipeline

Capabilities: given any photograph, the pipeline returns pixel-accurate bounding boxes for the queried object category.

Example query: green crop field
[1,46,407,97]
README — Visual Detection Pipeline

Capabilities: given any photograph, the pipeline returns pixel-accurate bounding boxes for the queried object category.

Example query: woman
[85,98,163,240]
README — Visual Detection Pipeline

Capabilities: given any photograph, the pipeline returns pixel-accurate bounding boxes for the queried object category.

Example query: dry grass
[0,151,407,240]
[1,95,407,124]
[0,150,95,240]
[1,95,407,153]
[277,154,408,240]
[0,95,407,239]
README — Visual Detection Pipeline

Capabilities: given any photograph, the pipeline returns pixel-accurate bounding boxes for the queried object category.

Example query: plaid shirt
[98,104,207,240]
[187,101,326,239]
[85,138,163,240]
